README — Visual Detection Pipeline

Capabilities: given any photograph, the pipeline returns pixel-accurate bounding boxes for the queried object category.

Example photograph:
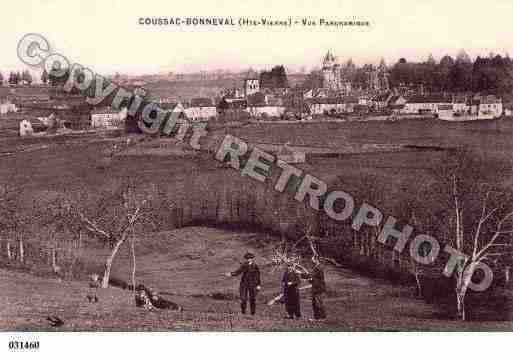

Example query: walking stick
[266,285,312,306]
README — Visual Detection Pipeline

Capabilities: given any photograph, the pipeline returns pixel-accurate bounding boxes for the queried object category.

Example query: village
[0,50,510,140]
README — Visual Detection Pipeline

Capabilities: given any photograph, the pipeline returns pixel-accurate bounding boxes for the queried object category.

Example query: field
[3,226,513,331]
[2,118,513,330]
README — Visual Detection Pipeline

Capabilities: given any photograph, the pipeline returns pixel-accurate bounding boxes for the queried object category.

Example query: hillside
[2,226,513,331]
[3,120,513,329]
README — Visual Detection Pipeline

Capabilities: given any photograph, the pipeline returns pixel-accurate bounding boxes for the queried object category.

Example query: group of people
[225,252,327,320]
[87,251,327,321]
[134,284,182,311]
[87,274,182,312]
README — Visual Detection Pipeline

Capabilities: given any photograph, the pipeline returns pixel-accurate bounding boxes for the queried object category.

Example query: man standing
[307,256,327,320]
[225,252,261,315]
[282,264,301,319]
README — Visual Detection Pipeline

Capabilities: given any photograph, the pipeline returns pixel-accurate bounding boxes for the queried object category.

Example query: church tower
[322,50,341,91]
[369,58,390,91]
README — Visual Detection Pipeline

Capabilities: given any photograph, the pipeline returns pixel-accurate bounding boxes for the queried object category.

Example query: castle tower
[322,50,341,91]
[244,78,260,97]
[369,58,390,91]
[377,58,390,91]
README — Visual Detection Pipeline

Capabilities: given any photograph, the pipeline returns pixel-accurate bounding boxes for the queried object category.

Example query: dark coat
[231,262,261,289]
[282,270,301,299]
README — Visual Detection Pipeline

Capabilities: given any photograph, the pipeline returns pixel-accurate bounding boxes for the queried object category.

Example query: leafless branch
[475,209,513,260]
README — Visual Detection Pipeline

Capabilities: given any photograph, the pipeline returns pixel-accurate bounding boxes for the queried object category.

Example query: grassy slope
[2,226,513,331]
[3,120,513,330]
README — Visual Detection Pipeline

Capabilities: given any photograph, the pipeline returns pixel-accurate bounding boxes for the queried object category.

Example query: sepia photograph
[1,0,513,356]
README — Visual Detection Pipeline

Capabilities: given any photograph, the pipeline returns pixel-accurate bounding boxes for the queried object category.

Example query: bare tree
[36,191,85,276]
[267,242,311,306]
[60,179,151,288]
[449,180,513,320]
[426,149,513,320]
[129,226,137,292]
[393,189,429,297]
[323,173,388,262]
[267,213,344,306]
[0,170,31,263]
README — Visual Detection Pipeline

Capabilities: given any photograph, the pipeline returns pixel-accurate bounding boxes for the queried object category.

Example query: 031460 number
[8,341,39,350]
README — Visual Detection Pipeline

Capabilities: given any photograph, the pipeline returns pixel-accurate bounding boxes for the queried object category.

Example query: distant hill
[145,79,239,102]
[144,74,308,102]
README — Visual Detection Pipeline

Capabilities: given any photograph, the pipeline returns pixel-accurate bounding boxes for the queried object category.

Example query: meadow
[2,118,513,330]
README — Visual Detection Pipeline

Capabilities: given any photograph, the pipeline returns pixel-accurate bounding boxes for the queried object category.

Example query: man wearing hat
[225,252,261,315]
[305,256,327,320]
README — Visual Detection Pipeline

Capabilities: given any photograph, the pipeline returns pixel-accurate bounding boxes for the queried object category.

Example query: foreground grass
[3,119,513,331]
[2,227,513,331]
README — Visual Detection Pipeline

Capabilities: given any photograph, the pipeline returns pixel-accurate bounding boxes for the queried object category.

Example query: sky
[3,0,513,75]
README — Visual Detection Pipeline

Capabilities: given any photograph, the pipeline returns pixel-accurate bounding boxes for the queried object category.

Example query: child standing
[87,273,100,303]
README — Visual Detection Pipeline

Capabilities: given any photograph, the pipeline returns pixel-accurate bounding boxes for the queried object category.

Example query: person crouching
[135,285,155,310]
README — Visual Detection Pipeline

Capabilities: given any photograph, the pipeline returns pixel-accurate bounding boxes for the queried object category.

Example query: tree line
[389,51,513,96]
[300,50,513,99]
[259,65,288,89]
[0,69,52,85]
[0,70,35,85]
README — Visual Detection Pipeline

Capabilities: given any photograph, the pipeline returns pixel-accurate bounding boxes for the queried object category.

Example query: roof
[224,98,247,108]
[247,95,266,106]
[388,95,404,103]
[248,96,283,107]
[266,97,283,106]
[341,96,359,104]
[372,92,391,102]
[406,95,452,104]
[306,96,358,105]
[470,95,502,105]
[480,95,502,104]
[250,104,285,108]
[159,102,178,110]
[452,95,467,103]
[307,89,331,98]
[91,107,119,114]
[307,97,342,105]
